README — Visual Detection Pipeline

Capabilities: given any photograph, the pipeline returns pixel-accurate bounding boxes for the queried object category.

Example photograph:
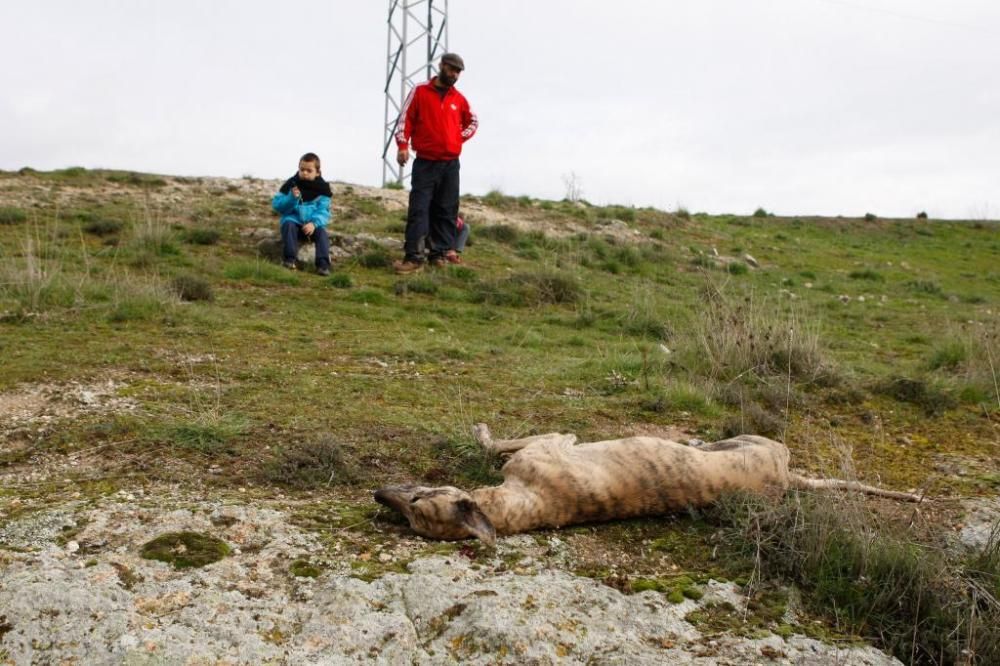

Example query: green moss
[140,531,230,569]
[289,558,323,578]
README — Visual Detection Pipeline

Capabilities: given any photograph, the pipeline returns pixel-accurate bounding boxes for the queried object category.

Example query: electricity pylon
[382,0,449,187]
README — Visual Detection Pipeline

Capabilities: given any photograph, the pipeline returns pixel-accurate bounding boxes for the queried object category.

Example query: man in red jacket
[393,52,478,274]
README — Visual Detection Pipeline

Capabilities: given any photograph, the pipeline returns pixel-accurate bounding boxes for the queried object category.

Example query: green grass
[1,167,999,654]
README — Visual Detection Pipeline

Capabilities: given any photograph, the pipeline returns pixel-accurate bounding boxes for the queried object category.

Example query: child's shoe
[282,260,297,270]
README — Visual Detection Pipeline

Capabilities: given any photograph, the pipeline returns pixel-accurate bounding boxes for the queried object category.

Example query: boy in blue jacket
[271,152,332,275]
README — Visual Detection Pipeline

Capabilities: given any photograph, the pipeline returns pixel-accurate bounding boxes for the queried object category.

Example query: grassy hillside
[1,167,998,662]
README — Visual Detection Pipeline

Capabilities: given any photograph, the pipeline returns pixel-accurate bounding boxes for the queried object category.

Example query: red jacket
[395,80,478,161]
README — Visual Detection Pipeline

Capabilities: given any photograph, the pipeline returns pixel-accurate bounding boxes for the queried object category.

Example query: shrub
[848,268,883,281]
[171,275,214,302]
[357,247,393,269]
[349,288,389,305]
[472,270,581,307]
[927,340,968,371]
[873,376,957,415]
[223,260,300,286]
[184,228,222,245]
[864,212,878,221]
[157,415,247,455]
[711,492,1000,665]
[916,211,928,220]
[83,218,124,236]
[906,280,943,296]
[688,288,826,382]
[327,273,353,288]
[0,207,27,225]
[675,207,691,220]
[129,214,177,256]
[477,224,521,245]
[395,277,438,295]
[752,207,769,218]
[259,436,359,489]
[642,381,720,417]
[727,262,748,275]
[721,403,784,438]
[483,189,516,208]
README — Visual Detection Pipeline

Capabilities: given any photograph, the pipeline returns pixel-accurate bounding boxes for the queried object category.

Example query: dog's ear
[456,499,496,546]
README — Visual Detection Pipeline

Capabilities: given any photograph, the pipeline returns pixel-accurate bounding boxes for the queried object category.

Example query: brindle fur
[374,425,922,545]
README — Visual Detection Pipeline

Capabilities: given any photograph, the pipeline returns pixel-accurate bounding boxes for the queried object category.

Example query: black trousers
[404,157,460,261]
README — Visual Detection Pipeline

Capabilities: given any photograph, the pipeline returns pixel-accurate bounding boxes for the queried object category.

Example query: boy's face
[298,160,319,181]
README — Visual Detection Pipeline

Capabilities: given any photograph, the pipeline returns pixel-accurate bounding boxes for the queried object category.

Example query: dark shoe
[393,258,424,274]
[282,260,297,270]
[317,267,330,276]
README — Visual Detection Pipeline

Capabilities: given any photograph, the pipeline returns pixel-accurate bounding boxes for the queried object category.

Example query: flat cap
[440,52,465,71]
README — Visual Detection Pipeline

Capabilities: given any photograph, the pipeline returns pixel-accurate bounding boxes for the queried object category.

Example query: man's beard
[438,72,456,87]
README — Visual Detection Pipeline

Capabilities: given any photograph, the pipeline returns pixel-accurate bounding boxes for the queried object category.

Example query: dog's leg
[789,474,923,502]
[473,423,577,455]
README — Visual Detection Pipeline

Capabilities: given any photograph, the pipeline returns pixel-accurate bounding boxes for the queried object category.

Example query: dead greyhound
[374,425,922,545]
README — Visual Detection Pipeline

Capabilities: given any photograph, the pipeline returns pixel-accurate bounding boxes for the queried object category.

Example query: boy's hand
[291,186,301,198]
[396,148,409,166]
[302,222,315,236]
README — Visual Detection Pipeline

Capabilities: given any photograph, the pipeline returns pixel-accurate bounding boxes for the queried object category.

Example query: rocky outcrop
[0,498,902,665]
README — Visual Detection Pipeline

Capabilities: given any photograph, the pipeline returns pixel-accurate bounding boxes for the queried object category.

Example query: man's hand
[291,186,301,198]
[302,222,315,237]
[396,148,409,166]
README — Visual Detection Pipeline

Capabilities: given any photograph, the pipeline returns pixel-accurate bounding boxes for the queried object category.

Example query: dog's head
[374,484,496,545]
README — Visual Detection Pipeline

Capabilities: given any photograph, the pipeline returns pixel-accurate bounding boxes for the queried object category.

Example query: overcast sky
[1,1,998,219]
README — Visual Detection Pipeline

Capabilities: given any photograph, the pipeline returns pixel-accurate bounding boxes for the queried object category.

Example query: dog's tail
[789,474,924,502]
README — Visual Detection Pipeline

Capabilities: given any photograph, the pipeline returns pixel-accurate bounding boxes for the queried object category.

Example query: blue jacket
[271,191,331,228]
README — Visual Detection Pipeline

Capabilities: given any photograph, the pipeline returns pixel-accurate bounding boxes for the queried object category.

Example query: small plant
[562,171,584,202]
[349,288,389,305]
[848,268,884,281]
[711,492,1000,665]
[171,274,214,302]
[260,436,359,489]
[477,224,521,245]
[873,376,957,415]
[384,180,404,190]
[357,247,393,269]
[927,340,968,371]
[395,277,438,295]
[906,279,943,296]
[223,260,300,286]
[183,228,222,245]
[472,270,581,307]
[727,262,748,275]
[0,206,27,225]
[722,403,785,438]
[675,207,691,220]
[327,273,353,288]
[83,218,124,237]
[483,189,515,208]
[159,415,248,455]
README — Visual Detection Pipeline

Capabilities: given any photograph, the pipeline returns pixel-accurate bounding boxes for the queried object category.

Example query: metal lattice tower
[382,0,449,187]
